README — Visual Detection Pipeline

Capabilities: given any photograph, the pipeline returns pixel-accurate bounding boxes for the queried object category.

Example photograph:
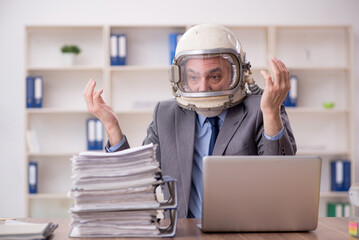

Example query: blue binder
[331,160,351,191]
[283,75,298,107]
[87,118,96,150]
[169,33,182,64]
[27,76,43,108]
[110,34,127,66]
[26,76,35,108]
[95,119,104,150]
[117,34,127,65]
[28,161,38,194]
[34,76,43,108]
[110,34,119,66]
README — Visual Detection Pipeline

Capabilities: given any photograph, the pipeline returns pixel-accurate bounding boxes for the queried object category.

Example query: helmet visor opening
[178,53,239,94]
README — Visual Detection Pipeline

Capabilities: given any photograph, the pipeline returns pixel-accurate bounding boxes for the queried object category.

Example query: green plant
[61,45,81,54]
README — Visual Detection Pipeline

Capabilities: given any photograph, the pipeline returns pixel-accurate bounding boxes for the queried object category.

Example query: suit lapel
[175,106,196,210]
[213,103,248,155]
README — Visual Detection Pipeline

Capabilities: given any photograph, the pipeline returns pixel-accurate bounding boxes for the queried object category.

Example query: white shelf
[26,25,104,30]
[116,109,153,115]
[110,65,169,72]
[28,193,71,200]
[26,108,89,114]
[287,66,349,71]
[296,150,350,156]
[28,152,79,157]
[286,107,349,114]
[320,191,348,198]
[27,66,104,71]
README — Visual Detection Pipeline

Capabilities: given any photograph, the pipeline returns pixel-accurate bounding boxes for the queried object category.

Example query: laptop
[200,155,322,232]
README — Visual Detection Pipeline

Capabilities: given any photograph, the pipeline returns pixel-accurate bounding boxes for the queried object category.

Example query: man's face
[184,56,231,92]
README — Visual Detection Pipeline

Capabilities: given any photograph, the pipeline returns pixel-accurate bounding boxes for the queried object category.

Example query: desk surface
[20,217,355,239]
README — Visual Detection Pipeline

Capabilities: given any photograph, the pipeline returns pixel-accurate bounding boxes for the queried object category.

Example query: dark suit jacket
[117,95,297,217]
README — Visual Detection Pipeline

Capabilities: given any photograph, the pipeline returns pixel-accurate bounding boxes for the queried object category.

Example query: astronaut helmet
[169,24,251,116]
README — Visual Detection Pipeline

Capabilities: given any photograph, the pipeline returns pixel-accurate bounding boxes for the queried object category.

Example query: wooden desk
[20,217,355,239]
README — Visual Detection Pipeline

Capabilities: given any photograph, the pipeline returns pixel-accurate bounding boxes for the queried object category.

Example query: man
[84,24,296,218]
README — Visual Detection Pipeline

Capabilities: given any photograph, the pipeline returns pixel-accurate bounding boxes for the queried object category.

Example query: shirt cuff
[263,127,285,141]
[105,135,127,152]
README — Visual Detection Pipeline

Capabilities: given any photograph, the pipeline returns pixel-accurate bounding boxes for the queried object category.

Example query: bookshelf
[274,26,354,217]
[24,25,354,218]
[24,26,106,217]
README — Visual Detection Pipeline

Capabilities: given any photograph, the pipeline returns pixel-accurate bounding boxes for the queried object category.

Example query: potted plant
[61,45,81,66]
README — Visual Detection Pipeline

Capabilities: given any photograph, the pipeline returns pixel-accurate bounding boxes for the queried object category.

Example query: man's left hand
[260,57,290,137]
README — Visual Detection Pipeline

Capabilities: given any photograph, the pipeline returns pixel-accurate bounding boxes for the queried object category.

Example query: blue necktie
[187,116,220,218]
[207,117,219,155]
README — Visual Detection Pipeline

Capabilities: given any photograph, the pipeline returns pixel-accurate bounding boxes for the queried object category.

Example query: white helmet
[169,24,251,113]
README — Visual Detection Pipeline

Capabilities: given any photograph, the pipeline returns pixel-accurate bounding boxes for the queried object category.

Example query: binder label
[118,35,126,58]
[336,161,343,184]
[29,165,36,185]
[110,35,118,57]
[88,120,96,142]
[95,120,103,142]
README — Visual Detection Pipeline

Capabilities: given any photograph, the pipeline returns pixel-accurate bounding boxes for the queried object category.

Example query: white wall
[1,0,359,217]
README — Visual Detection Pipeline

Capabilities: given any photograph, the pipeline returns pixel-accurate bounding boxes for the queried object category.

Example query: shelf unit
[24,26,106,217]
[275,26,354,217]
[24,25,354,218]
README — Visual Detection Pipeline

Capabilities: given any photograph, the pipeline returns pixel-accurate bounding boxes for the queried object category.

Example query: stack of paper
[69,143,177,237]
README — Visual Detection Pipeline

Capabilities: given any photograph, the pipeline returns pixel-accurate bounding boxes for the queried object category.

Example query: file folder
[117,34,127,65]
[69,176,178,238]
[0,220,58,239]
[26,76,35,108]
[95,119,103,150]
[169,33,182,64]
[69,145,178,237]
[34,76,43,108]
[327,202,343,217]
[327,202,350,217]
[110,34,127,66]
[28,162,38,194]
[86,119,96,150]
[27,76,43,108]
[283,75,298,107]
[110,34,119,66]
[331,160,351,191]
[344,202,351,217]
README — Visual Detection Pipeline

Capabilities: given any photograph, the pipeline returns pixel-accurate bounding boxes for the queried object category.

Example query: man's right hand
[83,78,124,147]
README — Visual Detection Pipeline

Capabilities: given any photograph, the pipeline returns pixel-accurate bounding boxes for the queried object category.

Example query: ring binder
[69,144,178,237]
[156,176,178,210]
[28,162,38,194]
[69,177,178,238]
[157,209,178,238]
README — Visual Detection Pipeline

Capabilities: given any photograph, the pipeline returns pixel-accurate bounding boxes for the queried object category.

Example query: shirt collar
[197,110,228,128]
